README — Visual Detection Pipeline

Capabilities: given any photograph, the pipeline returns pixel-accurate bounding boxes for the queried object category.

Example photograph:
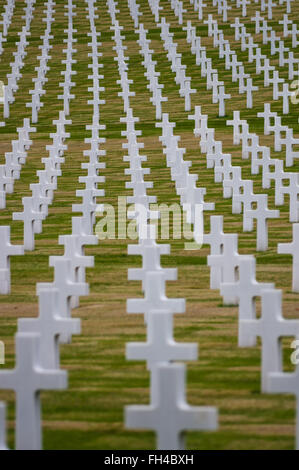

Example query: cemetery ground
[0,0,298,450]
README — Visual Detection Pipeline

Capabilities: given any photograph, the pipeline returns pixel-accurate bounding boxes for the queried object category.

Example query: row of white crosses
[0,1,76,300]
[251,9,298,55]
[129,2,279,252]
[159,13,230,116]
[12,110,70,251]
[279,14,299,48]
[229,13,298,110]
[209,14,297,114]
[109,0,218,449]
[145,3,297,269]
[233,0,294,20]
[137,24,168,120]
[170,10,299,223]
[123,0,299,449]
[228,108,299,227]
[158,17,197,113]
[11,1,77,252]
[191,106,280,251]
[0,0,15,54]
[0,0,107,449]
[175,4,298,119]
[72,0,106,238]
[134,21,214,235]
[26,0,55,124]
[217,237,299,449]
[124,1,292,445]
[86,0,105,121]
[0,118,36,210]
[138,4,280,251]
[191,2,299,448]
[58,1,77,117]
[3,0,36,119]
[0,1,54,201]
[127,0,142,28]
[238,13,298,91]
[171,3,299,290]
[0,122,70,287]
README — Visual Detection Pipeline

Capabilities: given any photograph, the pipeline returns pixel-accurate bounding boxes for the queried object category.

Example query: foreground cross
[126,363,217,449]
[0,333,67,449]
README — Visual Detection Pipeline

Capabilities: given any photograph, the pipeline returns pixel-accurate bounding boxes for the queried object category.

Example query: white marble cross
[126,363,217,450]
[233,180,255,223]
[127,271,185,317]
[128,237,177,290]
[291,23,299,48]
[285,52,299,80]
[203,216,231,289]
[13,197,46,250]
[279,14,292,37]
[180,77,196,111]
[269,71,284,101]
[251,11,264,34]
[278,40,289,67]
[217,85,231,117]
[18,288,81,369]
[220,257,274,346]
[242,77,258,109]
[277,82,293,114]
[73,188,104,235]
[241,289,299,392]
[257,103,277,135]
[0,332,67,449]
[126,311,197,368]
[204,14,216,37]
[239,0,250,16]
[0,225,24,293]
[272,117,288,152]
[37,257,89,325]
[245,194,279,251]
[188,105,203,137]
[227,111,246,145]
[207,233,246,302]
[0,166,13,206]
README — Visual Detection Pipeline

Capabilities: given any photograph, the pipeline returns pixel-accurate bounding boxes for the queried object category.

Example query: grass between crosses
[0,0,298,450]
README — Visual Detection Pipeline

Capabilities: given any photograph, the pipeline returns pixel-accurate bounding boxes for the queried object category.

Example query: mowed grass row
[0,0,298,449]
